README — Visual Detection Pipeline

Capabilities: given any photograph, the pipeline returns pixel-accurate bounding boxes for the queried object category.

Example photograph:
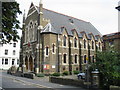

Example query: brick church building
[20,1,102,74]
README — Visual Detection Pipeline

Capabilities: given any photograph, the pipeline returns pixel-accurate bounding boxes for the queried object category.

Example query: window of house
[84,55,86,63]
[17,59,19,65]
[5,59,8,65]
[75,55,77,63]
[74,37,77,47]
[52,44,55,53]
[92,41,94,49]
[84,39,86,48]
[12,59,15,65]
[46,47,49,55]
[63,54,67,63]
[63,35,67,46]
[13,50,15,55]
[2,59,4,65]
[92,56,94,63]
[13,43,16,47]
[109,40,114,46]
[99,42,101,50]
[5,49,8,55]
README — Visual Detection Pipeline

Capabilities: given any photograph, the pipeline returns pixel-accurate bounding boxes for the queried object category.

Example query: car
[77,72,85,79]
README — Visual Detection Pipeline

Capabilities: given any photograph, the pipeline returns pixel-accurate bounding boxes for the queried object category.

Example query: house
[20,1,102,74]
[0,41,20,70]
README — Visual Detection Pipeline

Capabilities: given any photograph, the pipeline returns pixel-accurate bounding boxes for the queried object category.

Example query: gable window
[5,59,8,65]
[84,39,86,48]
[2,59,4,64]
[63,35,67,46]
[92,41,94,49]
[13,43,16,47]
[12,59,15,65]
[46,47,49,55]
[13,50,16,55]
[63,54,67,63]
[5,49,8,55]
[74,37,77,47]
[75,55,77,63]
[84,55,86,63]
[52,44,55,53]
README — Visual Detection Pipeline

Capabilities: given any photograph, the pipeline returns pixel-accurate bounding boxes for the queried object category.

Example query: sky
[16,0,119,35]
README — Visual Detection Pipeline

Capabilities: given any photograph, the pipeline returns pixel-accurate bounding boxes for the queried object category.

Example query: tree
[90,50,120,89]
[1,2,22,43]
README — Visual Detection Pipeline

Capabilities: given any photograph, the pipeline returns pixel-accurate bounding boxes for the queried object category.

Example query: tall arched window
[92,41,94,49]
[63,35,67,46]
[75,55,77,63]
[99,42,101,50]
[63,54,67,63]
[52,44,55,53]
[84,39,86,48]
[84,55,86,63]
[74,37,77,47]
[46,47,49,55]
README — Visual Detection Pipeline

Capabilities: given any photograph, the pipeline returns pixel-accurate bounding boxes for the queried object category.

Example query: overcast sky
[16,0,119,35]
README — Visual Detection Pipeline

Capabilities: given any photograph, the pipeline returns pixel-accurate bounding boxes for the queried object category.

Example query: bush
[7,66,17,74]
[36,73,45,77]
[73,70,79,74]
[63,71,69,75]
[52,72,60,77]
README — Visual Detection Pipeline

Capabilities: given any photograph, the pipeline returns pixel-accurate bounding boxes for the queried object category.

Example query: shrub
[36,73,45,77]
[73,70,79,74]
[63,71,69,75]
[52,72,60,77]
[7,66,17,74]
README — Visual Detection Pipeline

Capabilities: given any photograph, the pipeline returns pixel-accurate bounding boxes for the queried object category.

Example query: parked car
[77,72,85,79]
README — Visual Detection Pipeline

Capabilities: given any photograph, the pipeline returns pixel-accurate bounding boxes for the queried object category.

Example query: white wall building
[116,1,120,32]
[0,41,20,70]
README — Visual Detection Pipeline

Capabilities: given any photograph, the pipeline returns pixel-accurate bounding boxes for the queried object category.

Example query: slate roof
[34,5,102,38]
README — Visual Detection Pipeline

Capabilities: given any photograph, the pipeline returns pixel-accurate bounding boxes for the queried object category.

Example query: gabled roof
[27,3,102,38]
[42,8,102,37]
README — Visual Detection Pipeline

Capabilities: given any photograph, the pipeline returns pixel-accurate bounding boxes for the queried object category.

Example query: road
[0,70,85,90]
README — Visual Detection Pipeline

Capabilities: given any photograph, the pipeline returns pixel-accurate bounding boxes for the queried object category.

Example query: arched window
[46,47,49,55]
[63,54,67,63]
[84,39,86,48]
[99,42,101,50]
[75,55,77,63]
[74,37,77,47]
[92,41,94,49]
[52,44,55,53]
[84,55,86,63]
[63,35,67,46]
[92,56,94,63]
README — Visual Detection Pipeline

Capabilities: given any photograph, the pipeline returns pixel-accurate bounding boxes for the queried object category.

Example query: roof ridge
[103,32,120,36]
[35,5,88,23]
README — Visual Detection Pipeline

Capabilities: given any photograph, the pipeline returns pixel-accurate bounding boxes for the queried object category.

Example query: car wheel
[78,75,82,79]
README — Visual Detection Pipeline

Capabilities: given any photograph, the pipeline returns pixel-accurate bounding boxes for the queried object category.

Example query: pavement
[1,70,86,90]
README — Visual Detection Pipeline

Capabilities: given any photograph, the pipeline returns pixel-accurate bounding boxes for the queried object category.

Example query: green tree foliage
[90,51,120,89]
[1,2,21,43]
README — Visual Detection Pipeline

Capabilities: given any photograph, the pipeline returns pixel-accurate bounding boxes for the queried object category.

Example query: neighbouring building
[0,41,20,70]
[116,1,120,32]
[20,1,103,74]
[103,32,120,51]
